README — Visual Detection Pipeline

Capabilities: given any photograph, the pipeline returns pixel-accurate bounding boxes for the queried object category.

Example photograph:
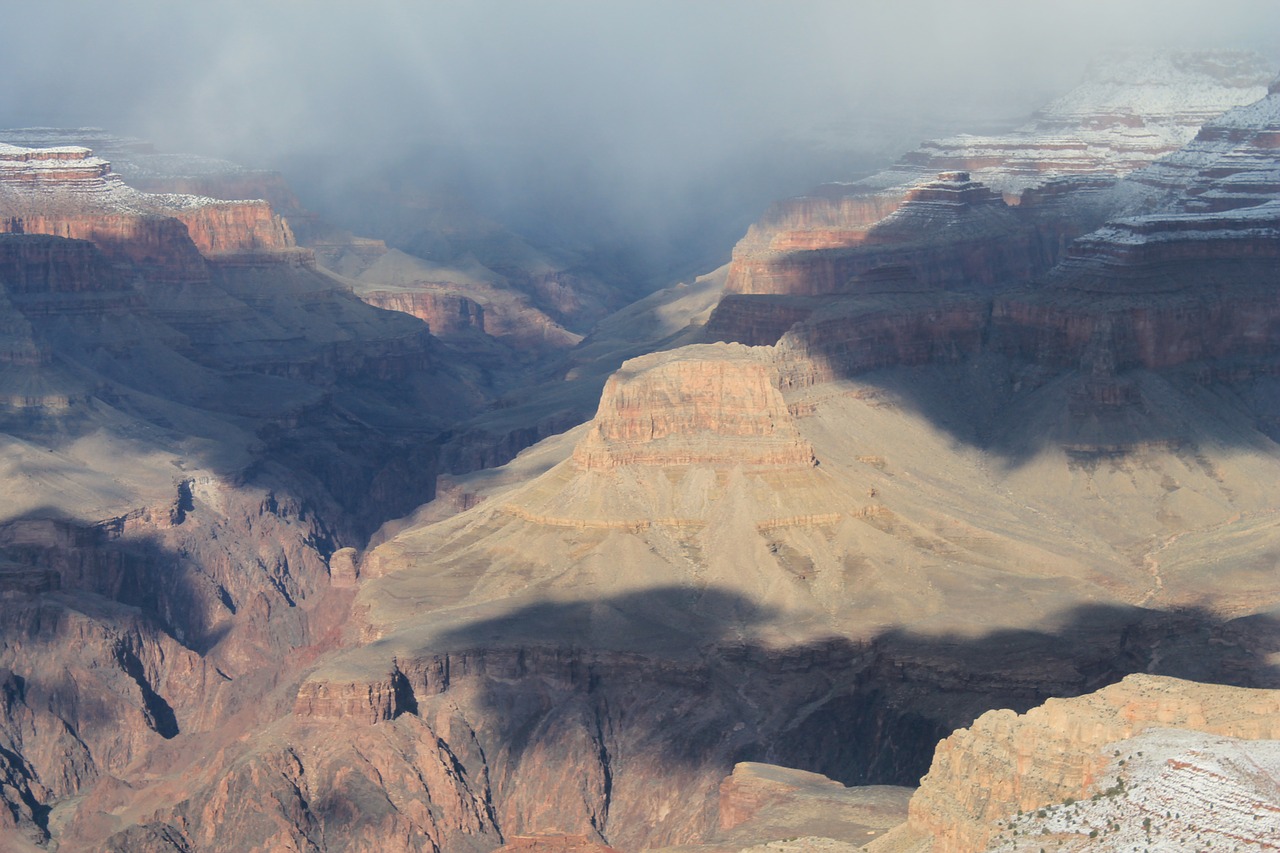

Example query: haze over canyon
[1,3,1280,852]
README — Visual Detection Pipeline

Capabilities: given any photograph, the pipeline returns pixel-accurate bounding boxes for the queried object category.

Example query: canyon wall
[874,674,1280,853]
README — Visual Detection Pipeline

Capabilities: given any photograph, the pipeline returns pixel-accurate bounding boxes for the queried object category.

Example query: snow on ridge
[0,139,265,215]
[1203,90,1280,129]
[1079,200,1280,245]
[846,50,1277,201]
[0,128,252,180]
[989,728,1280,852]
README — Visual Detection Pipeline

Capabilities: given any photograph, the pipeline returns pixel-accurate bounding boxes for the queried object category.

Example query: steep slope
[54,63,1280,852]
[244,68,1280,852]
[0,141,494,849]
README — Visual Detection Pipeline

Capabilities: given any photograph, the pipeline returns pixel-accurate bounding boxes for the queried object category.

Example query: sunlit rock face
[711,762,911,849]
[0,130,500,852]
[721,173,1048,300]
[873,675,1280,853]
[0,142,296,276]
[4,47,1280,853]
[357,289,487,338]
[572,343,816,469]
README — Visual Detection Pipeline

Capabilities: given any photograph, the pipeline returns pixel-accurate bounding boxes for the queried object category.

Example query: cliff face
[572,344,816,469]
[0,133,499,850]
[0,231,129,295]
[5,53,1280,853]
[722,173,1053,300]
[716,82,1280,388]
[874,675,1280,853]
[1128,87,1280,213]
[0,142,296,275]
[357,289,486,337]
[722,50,1270,305]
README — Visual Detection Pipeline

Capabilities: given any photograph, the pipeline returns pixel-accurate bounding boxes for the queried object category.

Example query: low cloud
[3,1,1277,279]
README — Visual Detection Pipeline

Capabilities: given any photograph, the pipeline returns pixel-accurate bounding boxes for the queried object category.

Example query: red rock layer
[493,835,621,853]
[571,344,816,469]
[172,201,294,255]
[730,191,907,259]
[358,290,486,337]
[723,174,1053,300]
[0,143,297,279]
[774,299,992,387]
[292,671,411,725]
[1,212,209,283]
[703,294,818,347]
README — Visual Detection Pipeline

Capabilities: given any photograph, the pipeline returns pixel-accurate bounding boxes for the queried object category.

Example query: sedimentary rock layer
[724,50,1271,301]
[0,142,295,267]
[572,343,816,469]
[873,674,1280,853]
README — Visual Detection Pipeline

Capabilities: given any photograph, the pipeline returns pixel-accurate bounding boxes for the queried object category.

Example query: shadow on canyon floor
[421,585,1280,788]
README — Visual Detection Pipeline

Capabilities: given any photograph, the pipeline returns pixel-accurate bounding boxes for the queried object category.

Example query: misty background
[3,0,1279,293]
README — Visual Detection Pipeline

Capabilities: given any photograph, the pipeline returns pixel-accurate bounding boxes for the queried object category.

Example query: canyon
[0,46,1279,853]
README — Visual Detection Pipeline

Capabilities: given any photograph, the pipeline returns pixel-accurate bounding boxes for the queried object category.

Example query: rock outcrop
[359,289,487,337]
[0,142,295,268]
[872,674,1280,853]
[572,344,816,469]
[719,173,1050,300]
[708,763,910,850]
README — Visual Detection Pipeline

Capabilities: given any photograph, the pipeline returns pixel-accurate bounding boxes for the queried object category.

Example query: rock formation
[872,674,1280,853]
[721,50,1271,310]
[0,136,498,851]
[572,344,816,469]
[3,48,1280,853]
[0,142,295,266]
[341,248,581,353]
[718,172,1049,301]
[883,51,1274,196]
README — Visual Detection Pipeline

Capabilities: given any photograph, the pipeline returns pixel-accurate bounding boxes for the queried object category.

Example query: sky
[2,0,1278,280]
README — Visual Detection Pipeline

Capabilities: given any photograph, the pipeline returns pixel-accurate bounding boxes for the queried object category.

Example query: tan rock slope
[872,674,1280,853]
[243,67,1280,846]
[6,50,1280,853]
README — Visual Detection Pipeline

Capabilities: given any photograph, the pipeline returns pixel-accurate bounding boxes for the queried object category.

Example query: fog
[3,0,1278,287]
